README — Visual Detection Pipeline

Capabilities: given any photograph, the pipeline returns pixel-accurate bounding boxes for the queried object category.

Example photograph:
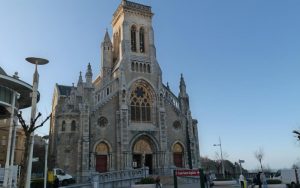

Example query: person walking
[155,176,161,188]
[239,174,245,188]
[260,172,268,188]
[257,172,262,188]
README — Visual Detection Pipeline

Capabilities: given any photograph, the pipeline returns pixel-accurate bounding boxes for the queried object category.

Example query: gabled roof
[57,84,73,96]
[0,66,7,76]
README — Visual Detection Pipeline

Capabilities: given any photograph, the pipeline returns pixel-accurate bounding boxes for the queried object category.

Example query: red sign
[176,169,200,177]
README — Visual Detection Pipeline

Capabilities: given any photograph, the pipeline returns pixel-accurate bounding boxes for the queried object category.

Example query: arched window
[131,25,137,52]
[71,120,76,131]
[139,27,145,53]
[130,84,153,122]
[62,121,66,132]
[147,64,151,73]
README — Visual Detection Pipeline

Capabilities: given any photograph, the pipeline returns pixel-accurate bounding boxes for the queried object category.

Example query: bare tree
[17,111,51,188]
[214,151,229,174]
[255,148,264,172]
[293,130,300,141]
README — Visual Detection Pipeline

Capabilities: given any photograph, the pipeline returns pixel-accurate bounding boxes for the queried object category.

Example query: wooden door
[96,155,107,173]
[173,153,183,168]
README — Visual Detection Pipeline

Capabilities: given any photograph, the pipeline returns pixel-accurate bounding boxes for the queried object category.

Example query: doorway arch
[95,142,109,173]
[132,135,156,174]
[172,142,184,168]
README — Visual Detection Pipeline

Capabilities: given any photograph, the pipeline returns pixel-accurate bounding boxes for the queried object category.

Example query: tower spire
[103,29,112,44]
[85,63,93,86]
[179,73,189,113]
[179,73,186,94]
[77,71,83,86]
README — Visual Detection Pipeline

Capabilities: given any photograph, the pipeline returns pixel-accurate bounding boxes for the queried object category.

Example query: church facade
[49,0,200,179]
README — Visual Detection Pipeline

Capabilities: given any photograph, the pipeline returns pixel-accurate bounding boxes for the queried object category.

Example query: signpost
[173,169,205,188]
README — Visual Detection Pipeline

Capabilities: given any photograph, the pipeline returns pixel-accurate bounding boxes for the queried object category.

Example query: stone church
[49,0,200,179]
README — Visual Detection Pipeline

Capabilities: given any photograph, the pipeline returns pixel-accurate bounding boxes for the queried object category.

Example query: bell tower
[111,0,156,64]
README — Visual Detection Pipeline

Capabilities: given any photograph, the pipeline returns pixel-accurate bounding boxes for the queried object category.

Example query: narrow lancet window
[139,27,145,53]
[131,25,137,52]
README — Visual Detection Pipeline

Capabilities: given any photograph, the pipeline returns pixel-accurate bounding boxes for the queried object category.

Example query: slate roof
[0,66,7,76]
[57,84,74,96]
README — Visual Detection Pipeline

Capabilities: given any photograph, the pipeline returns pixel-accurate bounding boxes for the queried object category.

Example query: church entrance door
[173,153,183,168]
[173,143,184,168]
[132,137,154,174]
[95,142,109,173]
[133,154,142,168]
[96,155,107,173]
[145,154,153,174]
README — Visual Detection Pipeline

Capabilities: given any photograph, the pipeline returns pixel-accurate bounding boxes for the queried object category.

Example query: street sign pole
[199,169,205,188]
[174,170,178,188]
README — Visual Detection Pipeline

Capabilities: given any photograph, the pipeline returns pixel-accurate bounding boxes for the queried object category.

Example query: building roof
[0,68,39,109]
[0,67,7,76]
[57,84,73,96]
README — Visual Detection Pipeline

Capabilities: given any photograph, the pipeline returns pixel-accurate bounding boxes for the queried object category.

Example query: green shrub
[31,179,53,188]
[266,179,282,184]
[136,177,156,184]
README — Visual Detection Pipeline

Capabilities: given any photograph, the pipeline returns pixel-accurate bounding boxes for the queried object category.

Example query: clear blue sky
[1,0,300,170]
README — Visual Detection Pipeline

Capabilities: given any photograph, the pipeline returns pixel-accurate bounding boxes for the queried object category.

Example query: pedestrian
[204,172,209,188]
[155,176,161,188]
[260,172,268,188]
[239,174,245,188]
[53,175,60,188]
[257,172,262,188]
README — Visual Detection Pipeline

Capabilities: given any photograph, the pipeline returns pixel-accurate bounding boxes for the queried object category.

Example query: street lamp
[239,159,245,175]
[213,137,225,178]
[25,57,49,188]
[42,135,49,188]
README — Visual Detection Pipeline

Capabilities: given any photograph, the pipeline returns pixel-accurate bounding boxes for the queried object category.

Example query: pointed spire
[77,71,83,85]
[166,82,170,90]
[103,29,112,44]
[180,73,186,87]
[85,63,93,85]
[179,73,186,95]
[86,62,92,76]
[87,62,92,72]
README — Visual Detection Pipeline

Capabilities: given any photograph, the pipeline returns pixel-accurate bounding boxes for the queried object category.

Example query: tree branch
[33,113,51,132]
[17,111,28,132]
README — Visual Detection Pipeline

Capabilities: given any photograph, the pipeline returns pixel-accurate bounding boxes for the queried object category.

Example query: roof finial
[78,71,83,85]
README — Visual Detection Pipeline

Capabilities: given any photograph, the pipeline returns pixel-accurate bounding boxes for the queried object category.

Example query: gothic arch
[139,27,145,53]
[129,133,159,152]
[93,139,112,152]
[171,141,185,168]
[71,120,76,131]
[130,134,159,173]
[93,140,112,173]
[128,79,157,123]
[131,25,137,52]
[61,120,66,132]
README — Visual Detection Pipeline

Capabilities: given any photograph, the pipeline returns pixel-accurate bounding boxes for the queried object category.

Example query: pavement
[162,181,288,188]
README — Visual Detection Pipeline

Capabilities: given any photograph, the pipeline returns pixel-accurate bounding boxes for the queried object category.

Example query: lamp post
[213,137,225,178]
[25,57,49,188]
[42,135,49,188]
[239,159,245,175]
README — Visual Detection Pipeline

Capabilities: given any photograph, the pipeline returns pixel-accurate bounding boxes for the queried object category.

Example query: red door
[173,153,183,168]
[96,155,108,173]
